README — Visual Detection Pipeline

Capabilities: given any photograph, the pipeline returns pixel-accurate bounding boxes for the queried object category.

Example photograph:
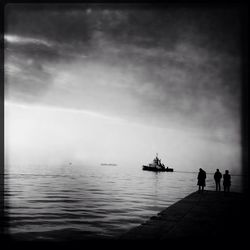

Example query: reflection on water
[4,164,243,240]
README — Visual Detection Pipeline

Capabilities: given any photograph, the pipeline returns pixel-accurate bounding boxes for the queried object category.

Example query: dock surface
[119,191,248,241]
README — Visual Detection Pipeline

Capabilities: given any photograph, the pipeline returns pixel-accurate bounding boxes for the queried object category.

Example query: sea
[4,164,243,240]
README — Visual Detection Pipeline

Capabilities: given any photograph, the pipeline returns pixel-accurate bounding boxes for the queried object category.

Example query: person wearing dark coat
[223,170,231,193]
[197,168,206,193]
[214,169,222,191]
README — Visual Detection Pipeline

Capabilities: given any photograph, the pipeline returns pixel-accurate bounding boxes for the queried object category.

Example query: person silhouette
[214,169,222,191]
[223,170,231,193]
[197,168,206,193]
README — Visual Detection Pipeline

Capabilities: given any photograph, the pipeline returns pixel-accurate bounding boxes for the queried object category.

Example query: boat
[100,163,117,166]
[142,154,173,172]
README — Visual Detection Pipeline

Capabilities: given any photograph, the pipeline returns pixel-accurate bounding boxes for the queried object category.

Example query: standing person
[223,170,231,193]
[197,168,206,193]
[214,169,222,191]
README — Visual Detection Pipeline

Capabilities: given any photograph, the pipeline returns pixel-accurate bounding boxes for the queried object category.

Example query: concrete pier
[119,191,248,241]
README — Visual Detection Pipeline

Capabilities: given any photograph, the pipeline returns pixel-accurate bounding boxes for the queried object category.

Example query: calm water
[4,164,243,240]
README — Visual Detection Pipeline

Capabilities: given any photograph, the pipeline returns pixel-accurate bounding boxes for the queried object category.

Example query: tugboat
[142,154,173,172]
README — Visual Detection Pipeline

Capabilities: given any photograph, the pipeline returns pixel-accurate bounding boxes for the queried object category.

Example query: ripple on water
[5,167,243,240]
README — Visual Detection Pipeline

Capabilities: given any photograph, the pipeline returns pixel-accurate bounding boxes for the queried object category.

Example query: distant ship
[142,154,173,172]
[100,163,117,166]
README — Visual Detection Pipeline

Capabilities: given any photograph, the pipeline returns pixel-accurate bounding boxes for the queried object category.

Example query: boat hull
[142,165,173,172]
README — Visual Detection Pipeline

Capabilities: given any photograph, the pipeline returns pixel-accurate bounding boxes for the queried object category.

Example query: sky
[4,4,242,173]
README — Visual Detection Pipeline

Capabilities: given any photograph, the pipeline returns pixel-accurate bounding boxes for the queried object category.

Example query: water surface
[4,164,242,240]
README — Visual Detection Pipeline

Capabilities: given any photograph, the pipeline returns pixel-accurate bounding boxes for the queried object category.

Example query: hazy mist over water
[5,101,241,174]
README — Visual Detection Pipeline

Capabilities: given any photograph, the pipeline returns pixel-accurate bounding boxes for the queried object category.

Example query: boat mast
[156,153,159,165]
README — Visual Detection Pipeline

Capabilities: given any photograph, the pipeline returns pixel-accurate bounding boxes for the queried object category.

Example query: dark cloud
[4,4,242,143]
[5,4,241,52]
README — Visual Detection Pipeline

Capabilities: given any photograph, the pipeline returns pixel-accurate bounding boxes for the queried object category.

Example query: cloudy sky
[4,4,242,173]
